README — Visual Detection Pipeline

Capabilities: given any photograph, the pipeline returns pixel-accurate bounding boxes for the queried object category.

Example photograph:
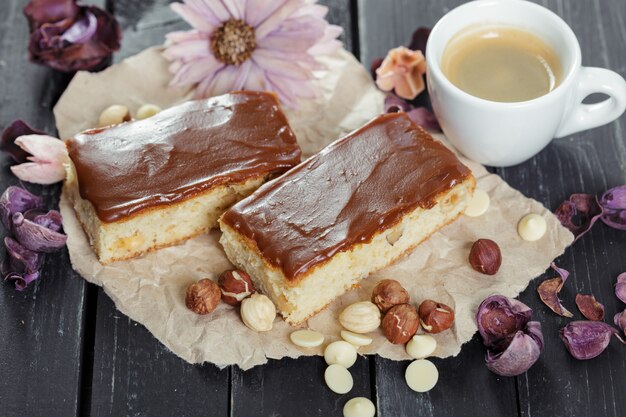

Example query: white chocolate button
[517,213,547,241]
[341,330,373,347]
[324,364,353,394]
[406,334,437,359]
[405,359,439,392]
[98,104,130,127]
[290,329,325,348]
[324,341,357,368]
[464,189,490,217]
[136,103,162,120]
[343,397,376,417]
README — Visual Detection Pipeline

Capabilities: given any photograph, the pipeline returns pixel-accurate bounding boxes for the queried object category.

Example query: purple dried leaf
[26,209,63,232]
[600,185,626,231]
[537,264,573,317]
[406,107,440,131]
[485,321,543,377]
[1,120,46,163]
[616,273,626,304]
[560,321,618,360]
[12,212,67,253]
[575,294,605,321]
[476,295,532,348]
[407,27,431,54]
[0,186,45,230]
[23,0,79,29]
[554,193,603,241]
[384,94,413,113]
[614,310,626,335]
[4,236,41,274]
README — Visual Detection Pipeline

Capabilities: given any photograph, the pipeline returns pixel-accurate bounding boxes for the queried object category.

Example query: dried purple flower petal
[406,107,440,131]
[370,57,383,79]
[4,237,41,275]
[575,294,605,321]
[614,310,626,334]
[0,186,44,230]
[25,1,121,73]
[12,211,67,253]
[1,120,46,163]
[485,321,543,377]
[26,209,63,232]
[537,263,573,317]
[554,193,603,241]
[616,273,626,304]
[408,27,431,54]
[600,185,626,231]
[4,270,41,291]
[476,295,532,348]
[560,321,617,360]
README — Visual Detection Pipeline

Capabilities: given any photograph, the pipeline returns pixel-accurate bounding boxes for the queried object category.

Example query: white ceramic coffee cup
[426,0,626,167]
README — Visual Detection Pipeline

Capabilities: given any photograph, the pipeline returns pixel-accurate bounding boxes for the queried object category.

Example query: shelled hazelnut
[418,300,455,333]
[98,104,131,127]
[339,301,381,334]
[382,303,419,344]
[469,239,502,275]
[371,279,410,313]
[240,294,276,332]
[185,279,221,315]
[218,269,255,306]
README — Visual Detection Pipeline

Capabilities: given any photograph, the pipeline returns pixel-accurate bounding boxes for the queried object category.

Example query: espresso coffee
[441,26,563,102]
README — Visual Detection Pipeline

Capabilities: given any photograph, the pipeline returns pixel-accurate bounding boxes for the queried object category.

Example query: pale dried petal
[375,47,426,100]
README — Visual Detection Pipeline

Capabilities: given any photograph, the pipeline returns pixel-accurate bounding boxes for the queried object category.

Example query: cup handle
[555,67,626,138]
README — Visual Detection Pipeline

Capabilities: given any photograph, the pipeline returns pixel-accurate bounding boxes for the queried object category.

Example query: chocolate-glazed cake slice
[65,91,301,264]
[219,113,475,325]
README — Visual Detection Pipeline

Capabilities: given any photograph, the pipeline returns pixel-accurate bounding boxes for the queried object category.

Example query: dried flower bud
[560,321,618,360]
[555,193,603,241]
[418,300,455,334]
[371,279,410,313]
[537,263,573,317]
[615,273,626,304]
[468,239,501,275]
[614,310,626,342]
[599,185,626,231]
[486,322,543,377]
[575,294,604,321]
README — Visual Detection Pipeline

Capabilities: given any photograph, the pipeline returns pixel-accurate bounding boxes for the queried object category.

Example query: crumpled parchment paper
[54,47,574,370]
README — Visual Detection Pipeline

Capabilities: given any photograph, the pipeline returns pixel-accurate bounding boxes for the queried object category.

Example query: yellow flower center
[210,19,257,66]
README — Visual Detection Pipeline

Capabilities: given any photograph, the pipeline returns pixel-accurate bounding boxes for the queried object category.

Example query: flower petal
[616,272,626,304]
[170,55,221,86]
[575,294,605,321]
[162,39,212,62]
[560,321,617,360]
[11,162,66,184]
[4,236,41,274]
[600,185,626,231]
[253,48,312,80]
[554,193,603,241]
[10,134,68,184]
[0,186,44,230]
[245,0,290,28]
[485,322,543,377]
[406,107,440,131]
[1,120,46,163]
[255,0,306,40]
[12,212,67,253]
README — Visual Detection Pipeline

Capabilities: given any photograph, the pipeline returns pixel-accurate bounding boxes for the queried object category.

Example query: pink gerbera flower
[163,0,343,107]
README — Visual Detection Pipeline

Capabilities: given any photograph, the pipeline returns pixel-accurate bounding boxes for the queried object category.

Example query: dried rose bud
[575,294,604,321]
[616,273,626,304]
[486,322,543,377]
[560,321,618,360]
[476,295,532,348]
[537,263,573,318]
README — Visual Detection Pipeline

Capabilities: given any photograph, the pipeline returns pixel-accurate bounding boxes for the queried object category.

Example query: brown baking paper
[54,47,574,369]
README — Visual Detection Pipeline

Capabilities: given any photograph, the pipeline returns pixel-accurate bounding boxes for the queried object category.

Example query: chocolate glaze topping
[221,113,472,282]
[67,91,301,223]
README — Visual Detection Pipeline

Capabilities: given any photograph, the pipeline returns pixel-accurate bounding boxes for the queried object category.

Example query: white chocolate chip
[98,104,130,127]
[324,364,353,394]
[341,330,373,347]
[343,397,376,417]
[290,329,325,348]
[464,189,490,217]
[406,334,437,359]
[405,359,438,392]
[136,103,162,120]
[517,213,547,241]
[324,341,357,368]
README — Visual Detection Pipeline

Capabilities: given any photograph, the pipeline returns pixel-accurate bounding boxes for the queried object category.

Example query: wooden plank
[0,1,90,416]
[87,1,229,416]
[357,1,520,416]
[500,1,626,416]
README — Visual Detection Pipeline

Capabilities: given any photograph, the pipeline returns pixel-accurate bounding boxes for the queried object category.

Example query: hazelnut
[185,279,221,315]
[218,269,255,306]
[382,304,419,344]
[469,238,502,275]
[136,103,162,120]
[240,294,276,332]
[98,104,131,127]
[339,301,381,334]
[372,279,410,313]
[418,300,455,333]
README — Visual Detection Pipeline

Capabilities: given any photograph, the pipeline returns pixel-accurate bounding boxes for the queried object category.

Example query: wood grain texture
[0,1,89,416]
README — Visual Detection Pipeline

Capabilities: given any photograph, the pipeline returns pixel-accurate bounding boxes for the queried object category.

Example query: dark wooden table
[2,0,625,416]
